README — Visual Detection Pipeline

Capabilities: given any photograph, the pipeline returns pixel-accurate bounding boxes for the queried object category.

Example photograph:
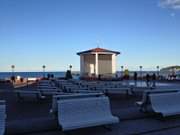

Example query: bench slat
[57,96,119,131]
[0,100,6,135]
[149,92,180,117]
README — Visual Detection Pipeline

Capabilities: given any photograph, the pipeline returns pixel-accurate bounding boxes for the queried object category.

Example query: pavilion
[77,47,120,77]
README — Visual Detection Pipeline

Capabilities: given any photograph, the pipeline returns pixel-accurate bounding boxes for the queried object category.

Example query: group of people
[133,72,157,87]
[145,73,157,87]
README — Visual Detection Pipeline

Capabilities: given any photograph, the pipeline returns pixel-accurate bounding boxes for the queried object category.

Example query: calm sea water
[0,71,163,80]
[0,72,67,79]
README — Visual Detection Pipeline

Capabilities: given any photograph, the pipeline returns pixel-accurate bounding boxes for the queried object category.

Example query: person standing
[146,74,150,87]
[124,69,129,86]
[134,72,137,86]
[152,73,156,88]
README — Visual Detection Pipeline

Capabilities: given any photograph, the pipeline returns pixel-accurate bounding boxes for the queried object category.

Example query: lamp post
[157,66,160,79]
[11,65,15,75]
[42,65,46,78]
[11,65,15,83]
[121,66,124,78]
[139,65,143,75]
[139,66,143,85]
[69,65,72,71]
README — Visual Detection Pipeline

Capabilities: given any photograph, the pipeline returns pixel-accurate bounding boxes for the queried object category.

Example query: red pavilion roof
[77,47,120,55]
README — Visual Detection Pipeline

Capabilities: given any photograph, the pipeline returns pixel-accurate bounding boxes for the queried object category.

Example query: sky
[0,0,180,72]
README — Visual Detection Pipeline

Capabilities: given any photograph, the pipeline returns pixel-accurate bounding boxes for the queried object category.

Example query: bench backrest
[51,93,104,115]
[37,86,57,89]
[142,89,179,104]
[0,100,6,135]
[57,96,112,130]
[69,89,97,93]
[14,90,43,100]
[149,92,180,112]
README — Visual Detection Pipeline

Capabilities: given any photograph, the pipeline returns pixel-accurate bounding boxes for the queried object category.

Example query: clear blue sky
[0,0,180,72]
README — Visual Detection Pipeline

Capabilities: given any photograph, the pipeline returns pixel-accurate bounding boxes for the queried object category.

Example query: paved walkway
[1,82,180,135]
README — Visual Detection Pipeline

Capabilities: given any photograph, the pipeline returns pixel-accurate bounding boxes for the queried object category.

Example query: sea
[0,72,70,80]
[0,71,168,80]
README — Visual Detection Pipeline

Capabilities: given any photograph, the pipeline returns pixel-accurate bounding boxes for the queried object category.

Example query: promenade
[1,81,180,135]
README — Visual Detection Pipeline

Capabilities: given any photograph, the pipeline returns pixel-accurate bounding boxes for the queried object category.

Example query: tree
[42,65,46,78]
[69,65,72,71]
[65,70,72,80]
[11,65,15,74]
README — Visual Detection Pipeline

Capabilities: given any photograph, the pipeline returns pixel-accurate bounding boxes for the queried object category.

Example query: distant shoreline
[0,71,68,79]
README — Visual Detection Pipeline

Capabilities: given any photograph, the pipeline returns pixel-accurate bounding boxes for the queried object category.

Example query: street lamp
[157,66,160,78]
[11,65,15,75]
[121,66,124,77]
[139,66,143,86]
[69,65,72,71]
[42,65,46,78]
[11,65,15,83]
[139,66,143,79]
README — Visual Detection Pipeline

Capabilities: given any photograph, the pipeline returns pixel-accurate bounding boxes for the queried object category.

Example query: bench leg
[104,90,109,96]
[126,90,133,98]
[36,93,46,100]
[62,132,71,135]
[155,114,165,121]
[130,88,135,95]
[140,105,148,113]
[125,90,130,98]
[103,125,112,131]
[36,94,41,101]
[17,93,24,101]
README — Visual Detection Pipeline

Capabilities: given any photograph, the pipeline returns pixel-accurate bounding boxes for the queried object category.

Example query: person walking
[134,72,137,86]
[152,73,156,88]
[146,74,150,87]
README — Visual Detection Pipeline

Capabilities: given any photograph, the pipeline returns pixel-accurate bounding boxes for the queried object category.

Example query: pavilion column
[80,55,84,76]
[112,54,116,74]
[95,53,99,76]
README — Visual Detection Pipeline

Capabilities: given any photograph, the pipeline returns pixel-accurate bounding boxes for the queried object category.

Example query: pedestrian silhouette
[146,74,150,87]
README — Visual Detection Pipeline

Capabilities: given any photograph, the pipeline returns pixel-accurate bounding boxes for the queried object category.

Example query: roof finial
[96,40,100,48]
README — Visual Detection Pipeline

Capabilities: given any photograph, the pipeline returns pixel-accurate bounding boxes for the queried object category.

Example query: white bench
[149,92,180,117]
[37,88,62,95]
[37,86,58,89]
[50,92,104,115]
[0,100,6,135]
[40,91,64,96]
[95,87,134,95]
[136,89,179,112]
[69,89,98,93]
[57,96,119,131]
[15,90,46,101]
